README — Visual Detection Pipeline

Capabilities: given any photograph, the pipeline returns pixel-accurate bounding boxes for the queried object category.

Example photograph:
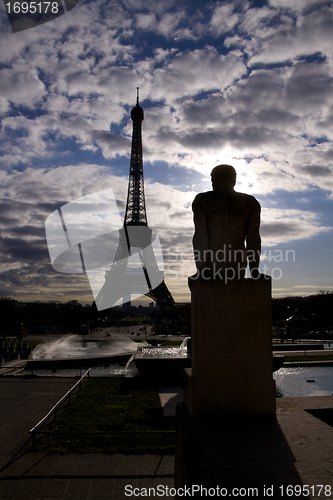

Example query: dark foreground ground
[0,377,333,499]
[0,377,174,499]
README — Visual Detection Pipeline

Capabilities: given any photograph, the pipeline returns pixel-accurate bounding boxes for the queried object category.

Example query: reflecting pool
[274,366,333,397]
[21,363,140,378]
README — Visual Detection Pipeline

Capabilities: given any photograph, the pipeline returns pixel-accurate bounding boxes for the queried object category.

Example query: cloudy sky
[1,0,333,306]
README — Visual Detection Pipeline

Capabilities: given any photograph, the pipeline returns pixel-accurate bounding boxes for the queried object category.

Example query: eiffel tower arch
[95,89,175,312]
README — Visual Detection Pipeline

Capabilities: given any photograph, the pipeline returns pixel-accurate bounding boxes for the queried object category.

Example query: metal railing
[29,368,175,453]
[29,368,90,449]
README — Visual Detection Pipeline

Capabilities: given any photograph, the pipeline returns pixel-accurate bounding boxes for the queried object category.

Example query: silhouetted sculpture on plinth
[181,163,275,420]
[192,164,261,279]
[175,165,288,495]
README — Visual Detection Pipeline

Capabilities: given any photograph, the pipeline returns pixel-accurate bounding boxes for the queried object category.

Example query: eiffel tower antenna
[95,90,175,311]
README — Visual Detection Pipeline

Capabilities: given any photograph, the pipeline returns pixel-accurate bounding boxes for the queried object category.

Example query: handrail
[29,368,90,447]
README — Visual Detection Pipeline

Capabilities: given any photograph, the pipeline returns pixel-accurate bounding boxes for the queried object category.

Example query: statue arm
[246,200,261,277]
[192,195,209,273]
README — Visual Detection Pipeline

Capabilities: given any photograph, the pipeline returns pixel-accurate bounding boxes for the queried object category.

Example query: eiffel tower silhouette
[95,89,175,311]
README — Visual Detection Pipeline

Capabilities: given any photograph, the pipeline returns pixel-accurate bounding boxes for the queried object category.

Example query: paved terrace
[0,377,174,500]
[0,374,333,499]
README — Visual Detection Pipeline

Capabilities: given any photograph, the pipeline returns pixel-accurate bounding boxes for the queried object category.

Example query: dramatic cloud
[1,0,333,301]
[261,208,332,246]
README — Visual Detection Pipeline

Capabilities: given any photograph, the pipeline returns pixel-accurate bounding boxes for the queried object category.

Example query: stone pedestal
[183,275,276,419]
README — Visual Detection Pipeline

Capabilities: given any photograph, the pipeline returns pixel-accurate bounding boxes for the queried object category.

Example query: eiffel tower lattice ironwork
[95,89,175,311]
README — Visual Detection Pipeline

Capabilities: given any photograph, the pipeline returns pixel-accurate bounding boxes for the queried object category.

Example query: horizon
[3,289,333,308]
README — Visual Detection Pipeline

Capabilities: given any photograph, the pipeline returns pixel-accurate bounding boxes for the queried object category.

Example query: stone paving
[0,377,175,500]
[1,373,333,499]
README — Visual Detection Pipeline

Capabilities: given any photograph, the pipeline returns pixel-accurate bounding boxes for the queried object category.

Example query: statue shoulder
[192,191,213,209]
[234,192,261,211]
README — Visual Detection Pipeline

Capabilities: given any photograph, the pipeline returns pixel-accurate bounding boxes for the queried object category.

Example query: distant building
[123,296,132,309]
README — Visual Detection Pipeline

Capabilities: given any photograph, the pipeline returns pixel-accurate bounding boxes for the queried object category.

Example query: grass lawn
[34,377,175,454]
[125,317,146,323]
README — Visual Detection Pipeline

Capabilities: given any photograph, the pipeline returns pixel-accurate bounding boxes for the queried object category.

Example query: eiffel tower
[95,89,175,311]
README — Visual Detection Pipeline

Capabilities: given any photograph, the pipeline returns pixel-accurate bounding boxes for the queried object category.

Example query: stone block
[184,275,276,418]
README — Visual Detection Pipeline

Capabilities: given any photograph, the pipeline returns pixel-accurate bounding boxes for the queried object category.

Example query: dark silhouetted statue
[192,164,261,279]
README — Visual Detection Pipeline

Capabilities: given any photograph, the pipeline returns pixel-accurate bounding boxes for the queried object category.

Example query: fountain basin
[134,347,284,381]
[25,352,133,371]
[24,335,284,377]
[134,349,191,381]
[25,334,140,371]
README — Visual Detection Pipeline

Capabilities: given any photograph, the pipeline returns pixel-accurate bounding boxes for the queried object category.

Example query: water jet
[26,333,141,371]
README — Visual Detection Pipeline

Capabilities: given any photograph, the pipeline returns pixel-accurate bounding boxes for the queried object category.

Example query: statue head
[211,164,236,191]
